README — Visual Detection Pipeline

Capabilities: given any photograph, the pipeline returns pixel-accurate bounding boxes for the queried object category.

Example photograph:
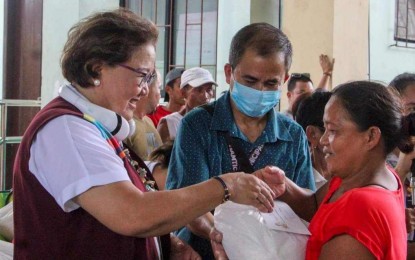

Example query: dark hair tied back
[332,81,403,155]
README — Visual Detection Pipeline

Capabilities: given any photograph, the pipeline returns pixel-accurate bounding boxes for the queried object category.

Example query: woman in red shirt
[277,81,407,259]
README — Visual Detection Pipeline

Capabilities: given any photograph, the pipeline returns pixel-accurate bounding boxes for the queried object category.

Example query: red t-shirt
[147,105,172,127]
[306,173,407,260]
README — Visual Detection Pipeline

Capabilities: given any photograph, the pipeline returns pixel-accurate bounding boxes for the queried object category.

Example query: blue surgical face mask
[230,80,280,117]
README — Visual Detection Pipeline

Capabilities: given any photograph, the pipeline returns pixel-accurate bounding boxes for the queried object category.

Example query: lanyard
[83,114,155,191]
[224,132,264,173]
[199,103,265,173]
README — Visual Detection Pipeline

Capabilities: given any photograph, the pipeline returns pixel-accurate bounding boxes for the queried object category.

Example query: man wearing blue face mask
[231,79,281,117]
[166,23,315,259]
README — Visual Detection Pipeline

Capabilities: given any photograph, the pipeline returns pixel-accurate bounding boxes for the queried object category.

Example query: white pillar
[216,0,251,96]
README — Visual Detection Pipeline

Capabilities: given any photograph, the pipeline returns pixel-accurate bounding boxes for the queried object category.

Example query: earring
[93,79,101,86]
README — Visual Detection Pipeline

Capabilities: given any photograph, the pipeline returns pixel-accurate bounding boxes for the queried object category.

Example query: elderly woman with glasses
[13,9,278,259]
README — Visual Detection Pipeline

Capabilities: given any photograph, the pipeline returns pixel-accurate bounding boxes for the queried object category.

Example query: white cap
[180,67,218,89]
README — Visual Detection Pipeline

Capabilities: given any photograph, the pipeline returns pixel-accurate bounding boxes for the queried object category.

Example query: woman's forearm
[278,177,318,222]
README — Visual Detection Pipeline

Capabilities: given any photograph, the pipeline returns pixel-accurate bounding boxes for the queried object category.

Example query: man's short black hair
[287,74,313,92]
[229,23,292,72]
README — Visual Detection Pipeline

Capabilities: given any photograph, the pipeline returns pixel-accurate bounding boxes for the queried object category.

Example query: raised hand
[319,54,335,75]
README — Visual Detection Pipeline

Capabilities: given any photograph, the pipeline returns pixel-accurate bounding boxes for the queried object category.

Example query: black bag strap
[200,103,259,173]
[224,133,255,173]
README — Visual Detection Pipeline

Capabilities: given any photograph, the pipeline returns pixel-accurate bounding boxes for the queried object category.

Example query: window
[125,0,171,84]
[172,0,218,78]
[395,0,415,45]
[125,0,218,97]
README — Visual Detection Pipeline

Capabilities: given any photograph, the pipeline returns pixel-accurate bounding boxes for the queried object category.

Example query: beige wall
[333,0,369,85]
[281,0,334,111]
[280,0,368,111]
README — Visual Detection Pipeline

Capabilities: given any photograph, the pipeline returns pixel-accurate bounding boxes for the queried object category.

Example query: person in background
[166,22,315,259]
[12,9,278,259]
[283,54,334,119]
[124,69,163,160]
[291,91,312,122]
[295,91,333,189]
[157,67,217,143]
[387,72,415,260]
[145,140,174,190]
[284,73,314,118]
[278,81,406,259]
[387,73,415,178]
[147,68,185,127]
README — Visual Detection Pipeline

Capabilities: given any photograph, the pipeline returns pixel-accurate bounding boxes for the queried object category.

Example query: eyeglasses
[291,73,311,79]
[118,64,156,86]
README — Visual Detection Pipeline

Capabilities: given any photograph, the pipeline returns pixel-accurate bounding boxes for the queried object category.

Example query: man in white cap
[157,67,217,143]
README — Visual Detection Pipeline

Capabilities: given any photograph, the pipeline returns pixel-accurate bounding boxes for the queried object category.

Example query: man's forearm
[186,212,214,239]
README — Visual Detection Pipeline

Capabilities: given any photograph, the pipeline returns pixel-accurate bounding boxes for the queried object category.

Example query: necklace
[122,148,156,191]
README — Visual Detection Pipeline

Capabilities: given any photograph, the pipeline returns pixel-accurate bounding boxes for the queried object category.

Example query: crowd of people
[10,7,415,260]
[13,9,276,259]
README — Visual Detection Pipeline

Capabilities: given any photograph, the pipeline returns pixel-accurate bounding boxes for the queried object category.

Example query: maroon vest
[13,97,170,259]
